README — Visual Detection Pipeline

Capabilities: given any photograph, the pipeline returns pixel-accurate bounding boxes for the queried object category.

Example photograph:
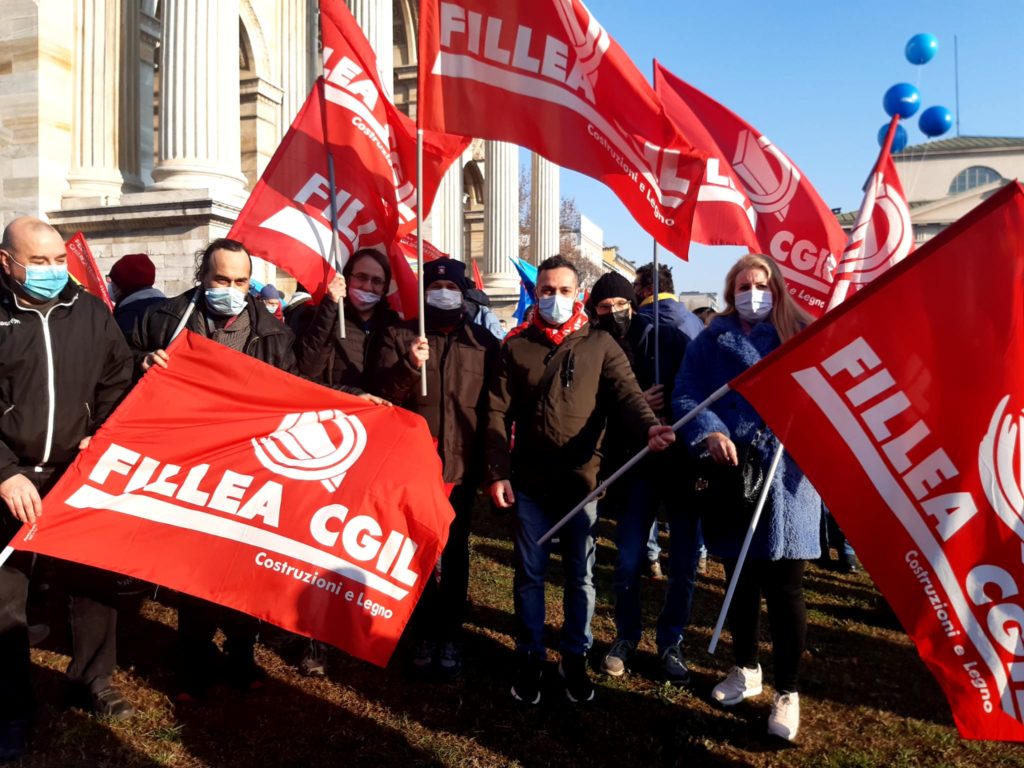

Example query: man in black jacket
[0,217,135,761]
[129,237,296,698]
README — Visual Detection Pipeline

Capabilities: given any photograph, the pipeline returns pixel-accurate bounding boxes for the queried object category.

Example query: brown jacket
[370,319,499,485]
[295,298,399,392]
[485,322,658,509]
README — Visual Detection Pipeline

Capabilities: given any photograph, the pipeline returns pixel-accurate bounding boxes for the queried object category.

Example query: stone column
[151,0,247,195]
[65,0,125,199]
[118,0,143,192]
[530,154,560,265]
[138,5,160,187]
[279,0,313,128]
[483,141,520,292]
[346,0,393,98]
[430,161,464,261]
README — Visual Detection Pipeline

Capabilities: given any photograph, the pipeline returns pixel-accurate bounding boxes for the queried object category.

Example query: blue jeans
[513,490,598,656]
[603,474,703,650]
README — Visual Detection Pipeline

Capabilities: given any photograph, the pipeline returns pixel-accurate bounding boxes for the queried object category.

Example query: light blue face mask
[15,261,69,301]
[537,293,575,325]
[205,287,248,317]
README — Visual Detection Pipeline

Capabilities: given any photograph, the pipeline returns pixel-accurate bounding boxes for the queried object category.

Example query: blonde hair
[718,253,812,343]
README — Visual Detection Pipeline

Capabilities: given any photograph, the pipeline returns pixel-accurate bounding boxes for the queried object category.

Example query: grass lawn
[15,508,1024,767]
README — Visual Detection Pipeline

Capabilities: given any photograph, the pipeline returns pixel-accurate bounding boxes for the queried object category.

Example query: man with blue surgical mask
[485,255,677,706]
[0,217,135,759]
[128,237,297,699]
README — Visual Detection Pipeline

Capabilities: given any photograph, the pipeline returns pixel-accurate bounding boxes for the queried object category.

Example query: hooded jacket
[0,278,132,483]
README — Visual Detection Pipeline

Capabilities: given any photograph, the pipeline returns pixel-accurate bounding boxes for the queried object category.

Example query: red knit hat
[109,253,156,294]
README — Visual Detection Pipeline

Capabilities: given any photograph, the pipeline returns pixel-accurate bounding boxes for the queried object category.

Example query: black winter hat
[587,272,636,311]
[423,258,468,291]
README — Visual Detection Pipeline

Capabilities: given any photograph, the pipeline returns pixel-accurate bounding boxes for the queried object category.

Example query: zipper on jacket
[15,293,78,465]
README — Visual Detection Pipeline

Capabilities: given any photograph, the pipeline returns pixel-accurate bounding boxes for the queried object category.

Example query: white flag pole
[326,151,347,340]
[416,128,427,397]
[0,543,16,568]
[652,239,660,386]
[536,382,731,545]
[707,441,785,654]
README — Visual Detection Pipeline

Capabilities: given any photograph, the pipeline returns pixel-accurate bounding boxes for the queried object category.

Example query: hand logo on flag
[979,395,1024,542]
[252,410,368,493]
[731,131,802,222]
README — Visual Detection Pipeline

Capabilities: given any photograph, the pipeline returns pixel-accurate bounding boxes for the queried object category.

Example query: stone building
[0,0,561,306]
[838,136,1024,244]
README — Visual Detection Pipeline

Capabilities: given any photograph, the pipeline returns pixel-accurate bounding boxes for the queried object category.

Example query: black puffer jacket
[128,289,297,374]
[0,278,133,483]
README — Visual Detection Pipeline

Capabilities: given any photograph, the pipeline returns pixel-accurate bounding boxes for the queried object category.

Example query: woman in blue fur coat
[672,253,820,742]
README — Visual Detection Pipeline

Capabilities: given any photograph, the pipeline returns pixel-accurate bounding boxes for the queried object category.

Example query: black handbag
[685,431,768,532]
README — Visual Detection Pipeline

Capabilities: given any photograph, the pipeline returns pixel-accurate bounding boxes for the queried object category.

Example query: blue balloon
[919,105,954,137]
[878,123,908,153]
[906,33,939,65]
[883,83,921,119]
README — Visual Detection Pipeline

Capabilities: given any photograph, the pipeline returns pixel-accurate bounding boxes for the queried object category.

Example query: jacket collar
[708,313,780,367]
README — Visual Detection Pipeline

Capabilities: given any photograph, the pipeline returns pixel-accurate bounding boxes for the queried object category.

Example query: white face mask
[537,293,575,325]
[734,288,772,321]
[425,287,463,311]
[349,288,382,309]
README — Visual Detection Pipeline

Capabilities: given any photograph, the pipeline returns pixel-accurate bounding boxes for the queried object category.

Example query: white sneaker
[711,665,763,706]
[768,692,800,741]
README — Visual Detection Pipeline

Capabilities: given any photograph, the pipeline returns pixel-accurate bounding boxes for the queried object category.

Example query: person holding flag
[370,257,499,679]
[486,255,676,705]
[671,253,820,741]
[296,248,400,395]
[129,237,297,698]
[0,217,135,760]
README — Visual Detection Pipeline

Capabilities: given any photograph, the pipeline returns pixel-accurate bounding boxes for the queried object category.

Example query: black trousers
[0,517,120,722]
[408,483,475,642]
[723,558,807,694]
[177,594,258,679]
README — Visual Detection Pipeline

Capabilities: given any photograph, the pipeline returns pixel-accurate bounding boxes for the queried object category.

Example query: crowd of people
[0,214,847,760]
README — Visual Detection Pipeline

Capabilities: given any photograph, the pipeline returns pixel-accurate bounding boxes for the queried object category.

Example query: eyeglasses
[597,299,631,312]
[351,272,386,289]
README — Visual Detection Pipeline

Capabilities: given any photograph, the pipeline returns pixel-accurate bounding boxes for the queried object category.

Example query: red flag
[64,232,114,312]
[398,234,449,263]
[827,115,915,309]
[9,331,454,667]
[653,62,847,317]
[227,80,420,317]
[319,1,469,238]
[731,181,1024,740]
[472,258,485,290]
[419,1,706,259]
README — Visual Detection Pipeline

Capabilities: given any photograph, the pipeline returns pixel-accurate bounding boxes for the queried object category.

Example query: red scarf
[505,302,588,346]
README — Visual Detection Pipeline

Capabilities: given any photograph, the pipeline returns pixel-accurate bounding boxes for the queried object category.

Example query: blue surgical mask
[537,294,575,325]
[735,288,772,322]
[205,287,248,317]
[16,262,69,301]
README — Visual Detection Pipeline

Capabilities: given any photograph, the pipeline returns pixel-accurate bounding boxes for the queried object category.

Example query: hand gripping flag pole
[537,382,731,545]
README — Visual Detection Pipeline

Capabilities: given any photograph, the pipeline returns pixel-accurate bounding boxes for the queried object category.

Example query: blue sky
[546,0,1024,295]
